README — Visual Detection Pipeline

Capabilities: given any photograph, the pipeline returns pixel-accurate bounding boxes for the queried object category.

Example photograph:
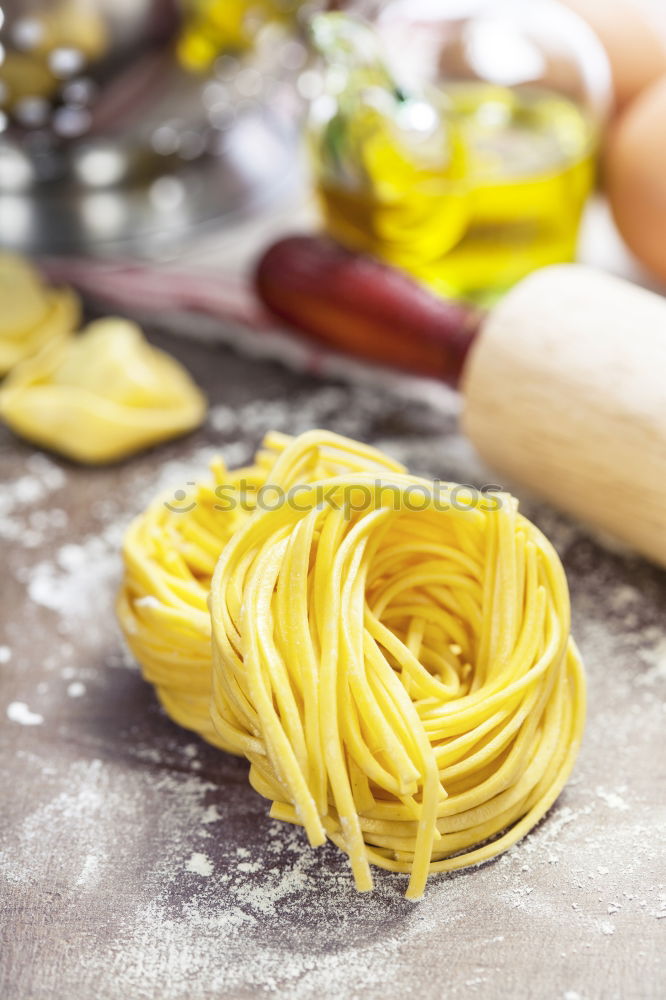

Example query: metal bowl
[0,0,305,255]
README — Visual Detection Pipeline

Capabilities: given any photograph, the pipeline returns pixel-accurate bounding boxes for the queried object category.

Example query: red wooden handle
[255,235,483,388]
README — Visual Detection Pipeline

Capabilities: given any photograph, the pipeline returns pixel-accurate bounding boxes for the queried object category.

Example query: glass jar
[310,0,612,304]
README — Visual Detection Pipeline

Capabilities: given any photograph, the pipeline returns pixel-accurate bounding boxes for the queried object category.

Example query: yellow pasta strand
[208,430,586,899]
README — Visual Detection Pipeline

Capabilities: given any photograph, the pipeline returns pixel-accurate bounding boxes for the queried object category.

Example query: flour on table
[7,701,44,726]
[0,454,67,548]
[201,805,221,824]
[596,787,629,812]
[76,853,102,888]
[638,636,666,686]
[25,526,123,618]
[185,853,214,877]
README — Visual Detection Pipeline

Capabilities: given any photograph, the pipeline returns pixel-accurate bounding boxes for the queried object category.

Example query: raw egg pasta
[117,430,404,748]
[117,439,286,749]
[0,252,79,375]
[209,430,585,898]
[0,318,207,464]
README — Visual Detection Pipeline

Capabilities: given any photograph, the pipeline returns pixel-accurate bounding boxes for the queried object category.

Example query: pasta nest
[117,436,284,748]
[117,430,401,747]
[209,430,586,898]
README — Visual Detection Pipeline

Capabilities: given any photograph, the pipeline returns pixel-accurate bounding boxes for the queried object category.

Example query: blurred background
[1,0,665,298]
[1,0,666,464]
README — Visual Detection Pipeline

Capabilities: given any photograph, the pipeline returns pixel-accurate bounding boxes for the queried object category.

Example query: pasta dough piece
[0,253,79,375]
[209,430,586,899]
[117,430,405,748]
[0,318,206,464]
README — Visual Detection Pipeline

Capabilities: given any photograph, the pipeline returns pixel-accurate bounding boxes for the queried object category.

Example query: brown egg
[605,76,666,282]
[562,0,666,110]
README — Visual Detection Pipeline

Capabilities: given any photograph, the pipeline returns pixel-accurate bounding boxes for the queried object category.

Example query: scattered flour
[596,787,630,812]
[201,805,222,824]
[186,853,214,877]
[25,526,123,623]
[67,682,86,698]
[609,585,640,611]
[13,519,132,663]
[76,853,102,888]
[0,645,12,664]
[0,454,67,547]
[637,637,666,686]
[135,595,161,609]
[7,701,44,726]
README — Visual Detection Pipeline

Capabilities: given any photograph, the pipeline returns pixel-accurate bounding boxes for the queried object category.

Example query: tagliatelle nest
[208,431,586,898]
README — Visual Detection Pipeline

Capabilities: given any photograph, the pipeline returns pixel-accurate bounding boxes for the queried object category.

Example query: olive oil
[178,0,299,70]
[315,81,596,304]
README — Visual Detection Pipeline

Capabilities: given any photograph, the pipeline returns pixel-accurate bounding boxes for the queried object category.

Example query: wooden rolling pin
[256,237,666,568]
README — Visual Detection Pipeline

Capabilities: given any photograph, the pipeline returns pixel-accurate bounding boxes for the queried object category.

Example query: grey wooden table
[1,324,664,1000]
